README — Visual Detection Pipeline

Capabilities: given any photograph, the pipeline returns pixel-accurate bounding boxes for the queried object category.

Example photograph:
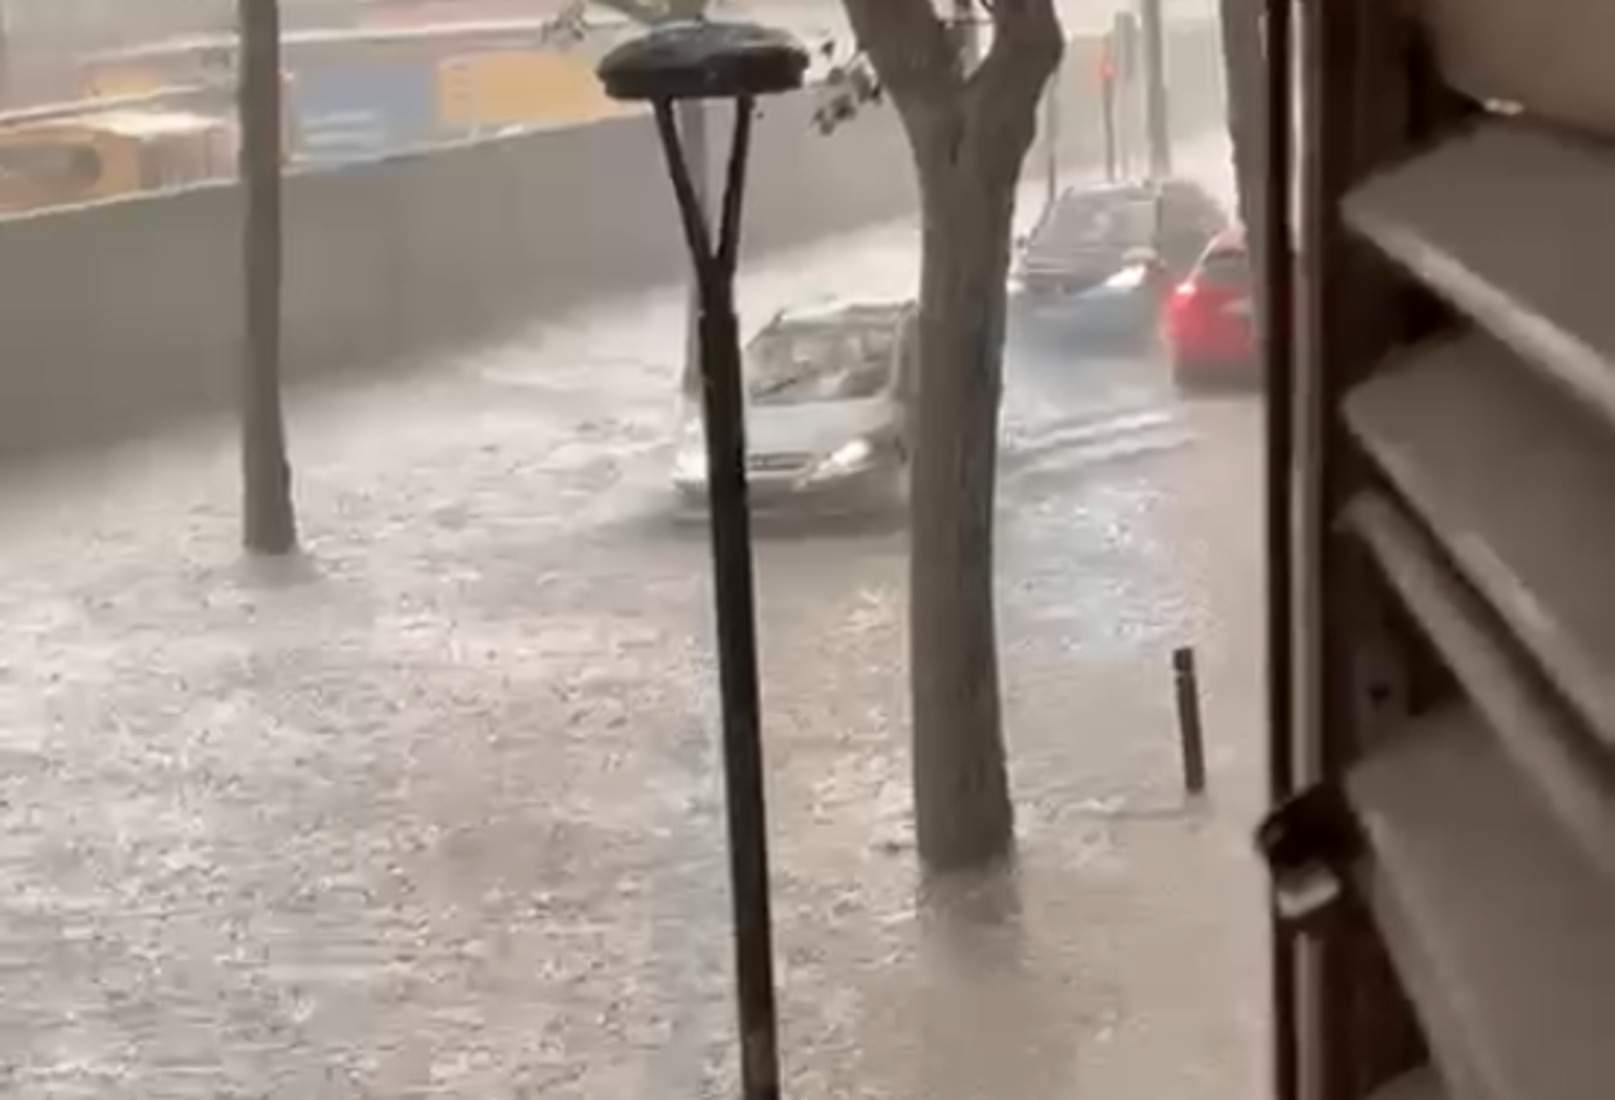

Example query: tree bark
[239,0,297,554]
[1140,0,1173,178]
[0,2,11,109]
[953,0,982,67]
[845,0,1061,870]
[1219,0,1266,251]
[909,148,1019,869]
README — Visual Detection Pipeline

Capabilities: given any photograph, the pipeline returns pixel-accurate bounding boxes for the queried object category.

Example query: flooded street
[0,145,1265,1097]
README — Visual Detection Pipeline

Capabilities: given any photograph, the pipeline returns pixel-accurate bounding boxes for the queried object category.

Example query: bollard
[1173,646,1207,794]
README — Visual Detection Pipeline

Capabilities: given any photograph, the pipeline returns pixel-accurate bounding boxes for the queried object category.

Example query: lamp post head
[597,20,808,101]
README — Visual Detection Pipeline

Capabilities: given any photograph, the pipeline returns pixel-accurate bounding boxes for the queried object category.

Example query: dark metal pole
[652,95,781,1100]
[239,0,298,555]
[1263,0,1298,1095]
[679,98,709,403]
[1172,646,1207,793]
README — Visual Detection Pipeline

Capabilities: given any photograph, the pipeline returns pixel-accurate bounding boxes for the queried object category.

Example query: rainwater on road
[0,147,1265,1099]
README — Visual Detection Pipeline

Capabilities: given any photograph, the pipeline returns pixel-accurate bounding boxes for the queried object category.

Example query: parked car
[673,300,916,515]
[1018,181,1161,297]
[1153,177,1234,279]
[1015,176,1226,350]
[1164,226,1257,385]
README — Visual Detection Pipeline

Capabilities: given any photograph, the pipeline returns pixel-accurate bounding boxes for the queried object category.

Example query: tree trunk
[907,114,1028,870]
[239,0,297,554]
[843,0,1061,872]
[1219,0,1266,252]
[0,2,11,109]
[953,0,982,66]
[1140,0,1173,178]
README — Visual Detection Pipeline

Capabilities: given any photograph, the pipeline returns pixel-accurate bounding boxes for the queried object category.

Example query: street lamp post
[597,23,806,1100]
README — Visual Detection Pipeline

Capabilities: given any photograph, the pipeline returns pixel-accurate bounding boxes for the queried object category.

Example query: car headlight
[1102,263,1150,291]
[810,437,876,480]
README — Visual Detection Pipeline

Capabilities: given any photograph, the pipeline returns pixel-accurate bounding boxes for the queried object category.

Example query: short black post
[598,24,807,1100]
[1173,645,1207,793]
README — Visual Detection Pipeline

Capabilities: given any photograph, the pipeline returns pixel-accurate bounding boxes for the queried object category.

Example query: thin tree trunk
[953,0,982,66]
[1219,0,1267,253]
[844,0,1061,872]
[239,0,297,554]
[908,127,1022,870]
[1140,0,1173,178]
[0,2,10,109]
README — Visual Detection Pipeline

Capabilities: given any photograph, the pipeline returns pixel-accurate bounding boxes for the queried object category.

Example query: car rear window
[1035,190,1156,254]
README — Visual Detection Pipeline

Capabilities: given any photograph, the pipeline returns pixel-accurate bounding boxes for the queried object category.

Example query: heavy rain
[0,1,1267,1096]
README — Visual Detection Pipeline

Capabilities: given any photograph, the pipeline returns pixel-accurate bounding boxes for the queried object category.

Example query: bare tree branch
[970,0,1061,109]
[965,0,1061,173]
[841,0,960,106]
[591,0,672,26]
[592,0,710,26]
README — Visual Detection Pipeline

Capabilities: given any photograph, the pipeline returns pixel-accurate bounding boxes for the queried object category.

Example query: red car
[1164,227,1257,384]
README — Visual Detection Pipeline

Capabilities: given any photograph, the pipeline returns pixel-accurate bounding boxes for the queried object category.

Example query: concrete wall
[0,84,931,458]
[0,21,1224,461]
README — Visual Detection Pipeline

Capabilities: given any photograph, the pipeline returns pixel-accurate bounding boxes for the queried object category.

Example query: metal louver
[1276,15,1615,1096]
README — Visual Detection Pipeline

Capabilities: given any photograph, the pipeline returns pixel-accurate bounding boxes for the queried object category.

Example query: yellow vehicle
[0,109,236,216]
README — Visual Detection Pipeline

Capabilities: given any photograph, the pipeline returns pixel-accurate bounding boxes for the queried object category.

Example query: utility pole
[1099,36,1117,182]
[1112,12,1139,179]
[1139,0,1172,178]
[1045,73,1062,204]
[238,0,299,554]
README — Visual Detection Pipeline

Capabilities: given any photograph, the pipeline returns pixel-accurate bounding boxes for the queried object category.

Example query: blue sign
[288,58,438,164]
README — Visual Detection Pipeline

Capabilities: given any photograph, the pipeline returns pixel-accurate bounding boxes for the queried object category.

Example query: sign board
[438,49,623,132]
[288,57,437,163]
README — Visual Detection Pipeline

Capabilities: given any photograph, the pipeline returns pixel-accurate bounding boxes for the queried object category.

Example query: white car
[673,300,916,514]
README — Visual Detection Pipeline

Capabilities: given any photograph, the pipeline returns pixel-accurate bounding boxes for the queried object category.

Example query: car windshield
[1037,189,1156,254]
[1199,248,1249,288]
[746,322,895,406]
